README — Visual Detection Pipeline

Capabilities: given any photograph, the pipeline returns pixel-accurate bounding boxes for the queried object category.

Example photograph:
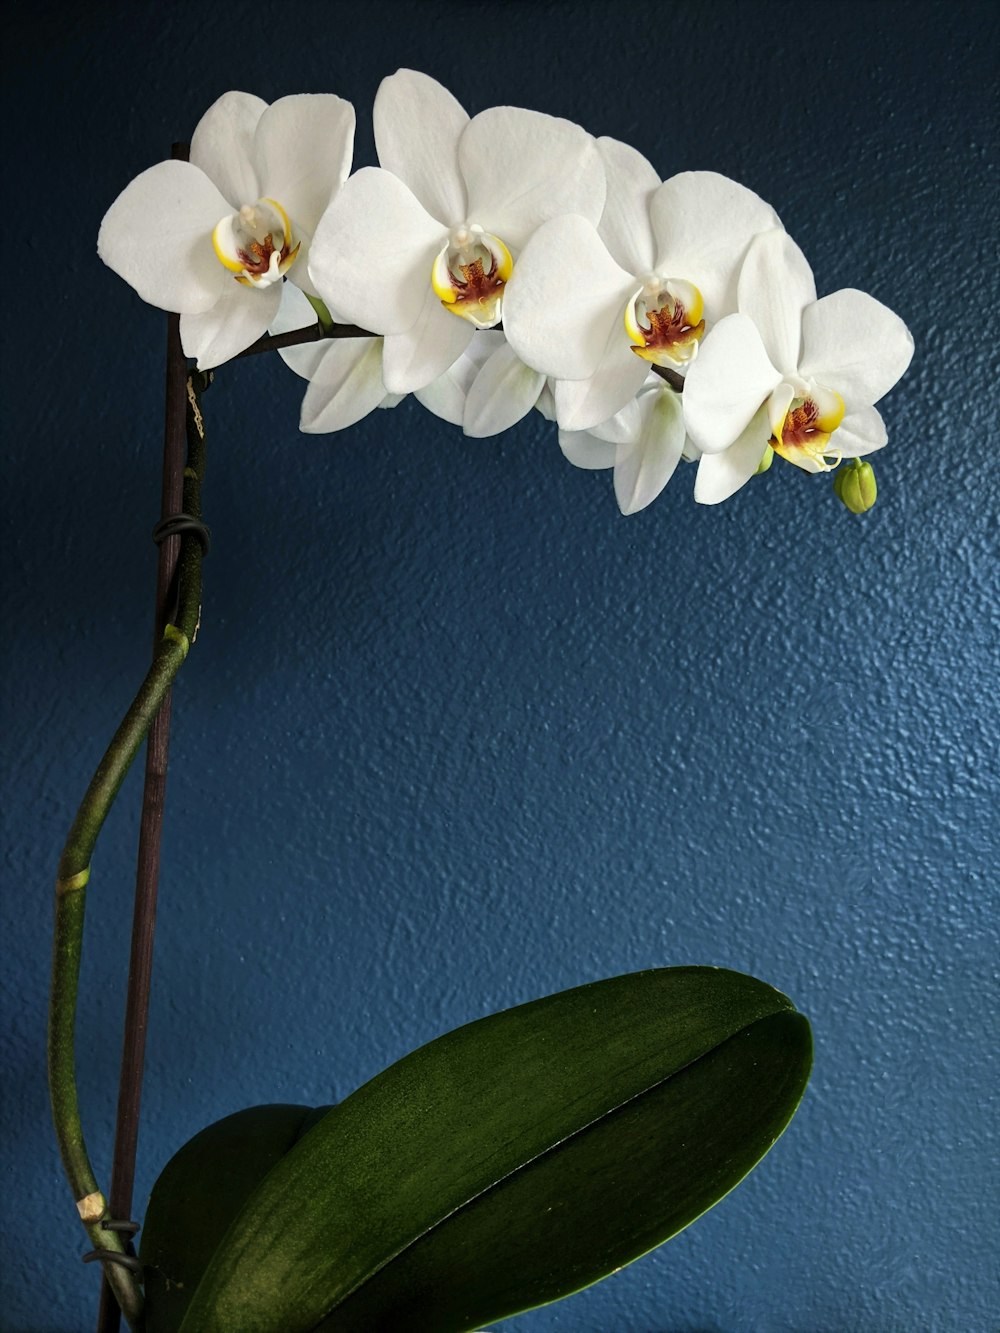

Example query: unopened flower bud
[833,459,877,513]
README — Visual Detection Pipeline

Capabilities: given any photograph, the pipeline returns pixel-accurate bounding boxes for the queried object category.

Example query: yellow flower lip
[771,383,846,472]
[625,277,706,367]
[431,224,513,328]
[212,197,298,287]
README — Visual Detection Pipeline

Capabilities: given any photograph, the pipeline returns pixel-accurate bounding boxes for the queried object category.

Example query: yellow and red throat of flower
[625,278,706,367]
[212,199,300,288]
[432,226,513,328]
[771,387,846,472]
[237,233,281,277]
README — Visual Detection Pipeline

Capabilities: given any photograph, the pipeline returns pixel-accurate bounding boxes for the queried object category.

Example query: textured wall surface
[3,1,998,1329]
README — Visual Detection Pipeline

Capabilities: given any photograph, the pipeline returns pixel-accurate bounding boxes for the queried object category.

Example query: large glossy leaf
[318,1009,809,1331]
[140,1103,330,1332]
[160,968,810,1332]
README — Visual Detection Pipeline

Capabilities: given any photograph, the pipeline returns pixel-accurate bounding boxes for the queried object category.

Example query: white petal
[373,69,469,225]
[381,283,475,394]
[286,241,321,298]
[535,382,558,422]
[799,289,914,413]
[463,342,545,437]
[559,430,618,471]
[589,395,643,445]
[737,229,816,376]
[553,328,650,432]
[596,136,660,275]
[502,215,634,380]
[98,160,230,314]
[271,284,328,381]
[682,314,781,454]
[189,90,266,209]
[614,388,686,514]
[414,331,505,424]
[649,171,780,316]
[461,108,606,250]
[255,94,355,238]
[180,280,280,369]
[299,337,387,433]
[558,387,645,471]
[413,375,469,426]
[834,405,888,458]
[766,380,796,439]
[694,403,772,505]
[308,168,445,334]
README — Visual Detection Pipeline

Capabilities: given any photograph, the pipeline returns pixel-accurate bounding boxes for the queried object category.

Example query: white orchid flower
[413,331,505,427]
[270,286,398,433]
[307,69,606,397]
[502,138,780,433]
[274,287,524,435]
[559,381,689,515]
[412,334,546,437]
[98,91,355,369]
[683,229,914,505]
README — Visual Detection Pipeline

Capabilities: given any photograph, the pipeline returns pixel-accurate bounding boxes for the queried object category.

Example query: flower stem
[651,364,685,392]
[236,320,687,393]
[48,367,211,1331]
[97,303,190,1333]
[236,319,374,359]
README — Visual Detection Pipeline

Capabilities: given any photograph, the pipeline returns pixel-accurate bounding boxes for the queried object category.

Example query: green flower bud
[833,459,877,513]
[755,444,774,475]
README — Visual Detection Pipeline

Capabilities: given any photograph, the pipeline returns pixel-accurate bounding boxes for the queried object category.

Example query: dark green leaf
[172,967,810,1332]
[324,1008,810,1331]
[140,1104,317,1331]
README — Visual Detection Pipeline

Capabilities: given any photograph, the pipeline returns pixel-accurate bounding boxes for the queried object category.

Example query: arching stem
[48,365,210,1332]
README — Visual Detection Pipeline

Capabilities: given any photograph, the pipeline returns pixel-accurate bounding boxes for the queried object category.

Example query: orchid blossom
[292,326,548,439]
[411,331,542,434]
[270,286,399,433]
[306,69,606,398]
[683,229,914,504]
[95,78,913,514]
[98,91,355,368]
[502,138,780,432]
[275,286,534,436]
[559,382,689,515]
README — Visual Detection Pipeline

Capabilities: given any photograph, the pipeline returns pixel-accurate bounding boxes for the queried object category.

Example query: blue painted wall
[4,1,998,1328]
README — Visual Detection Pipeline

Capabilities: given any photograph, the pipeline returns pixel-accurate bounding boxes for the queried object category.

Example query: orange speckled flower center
[771,387,846,472]
[625,277,706,367]
[432,225,513,328]
[212,199,300,288]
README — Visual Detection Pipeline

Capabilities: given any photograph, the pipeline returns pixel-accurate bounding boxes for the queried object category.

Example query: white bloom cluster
[99,72,913,513]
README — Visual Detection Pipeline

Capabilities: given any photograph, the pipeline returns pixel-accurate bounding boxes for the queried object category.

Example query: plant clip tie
[82,1220,142,1274]
[152,513,212,555]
